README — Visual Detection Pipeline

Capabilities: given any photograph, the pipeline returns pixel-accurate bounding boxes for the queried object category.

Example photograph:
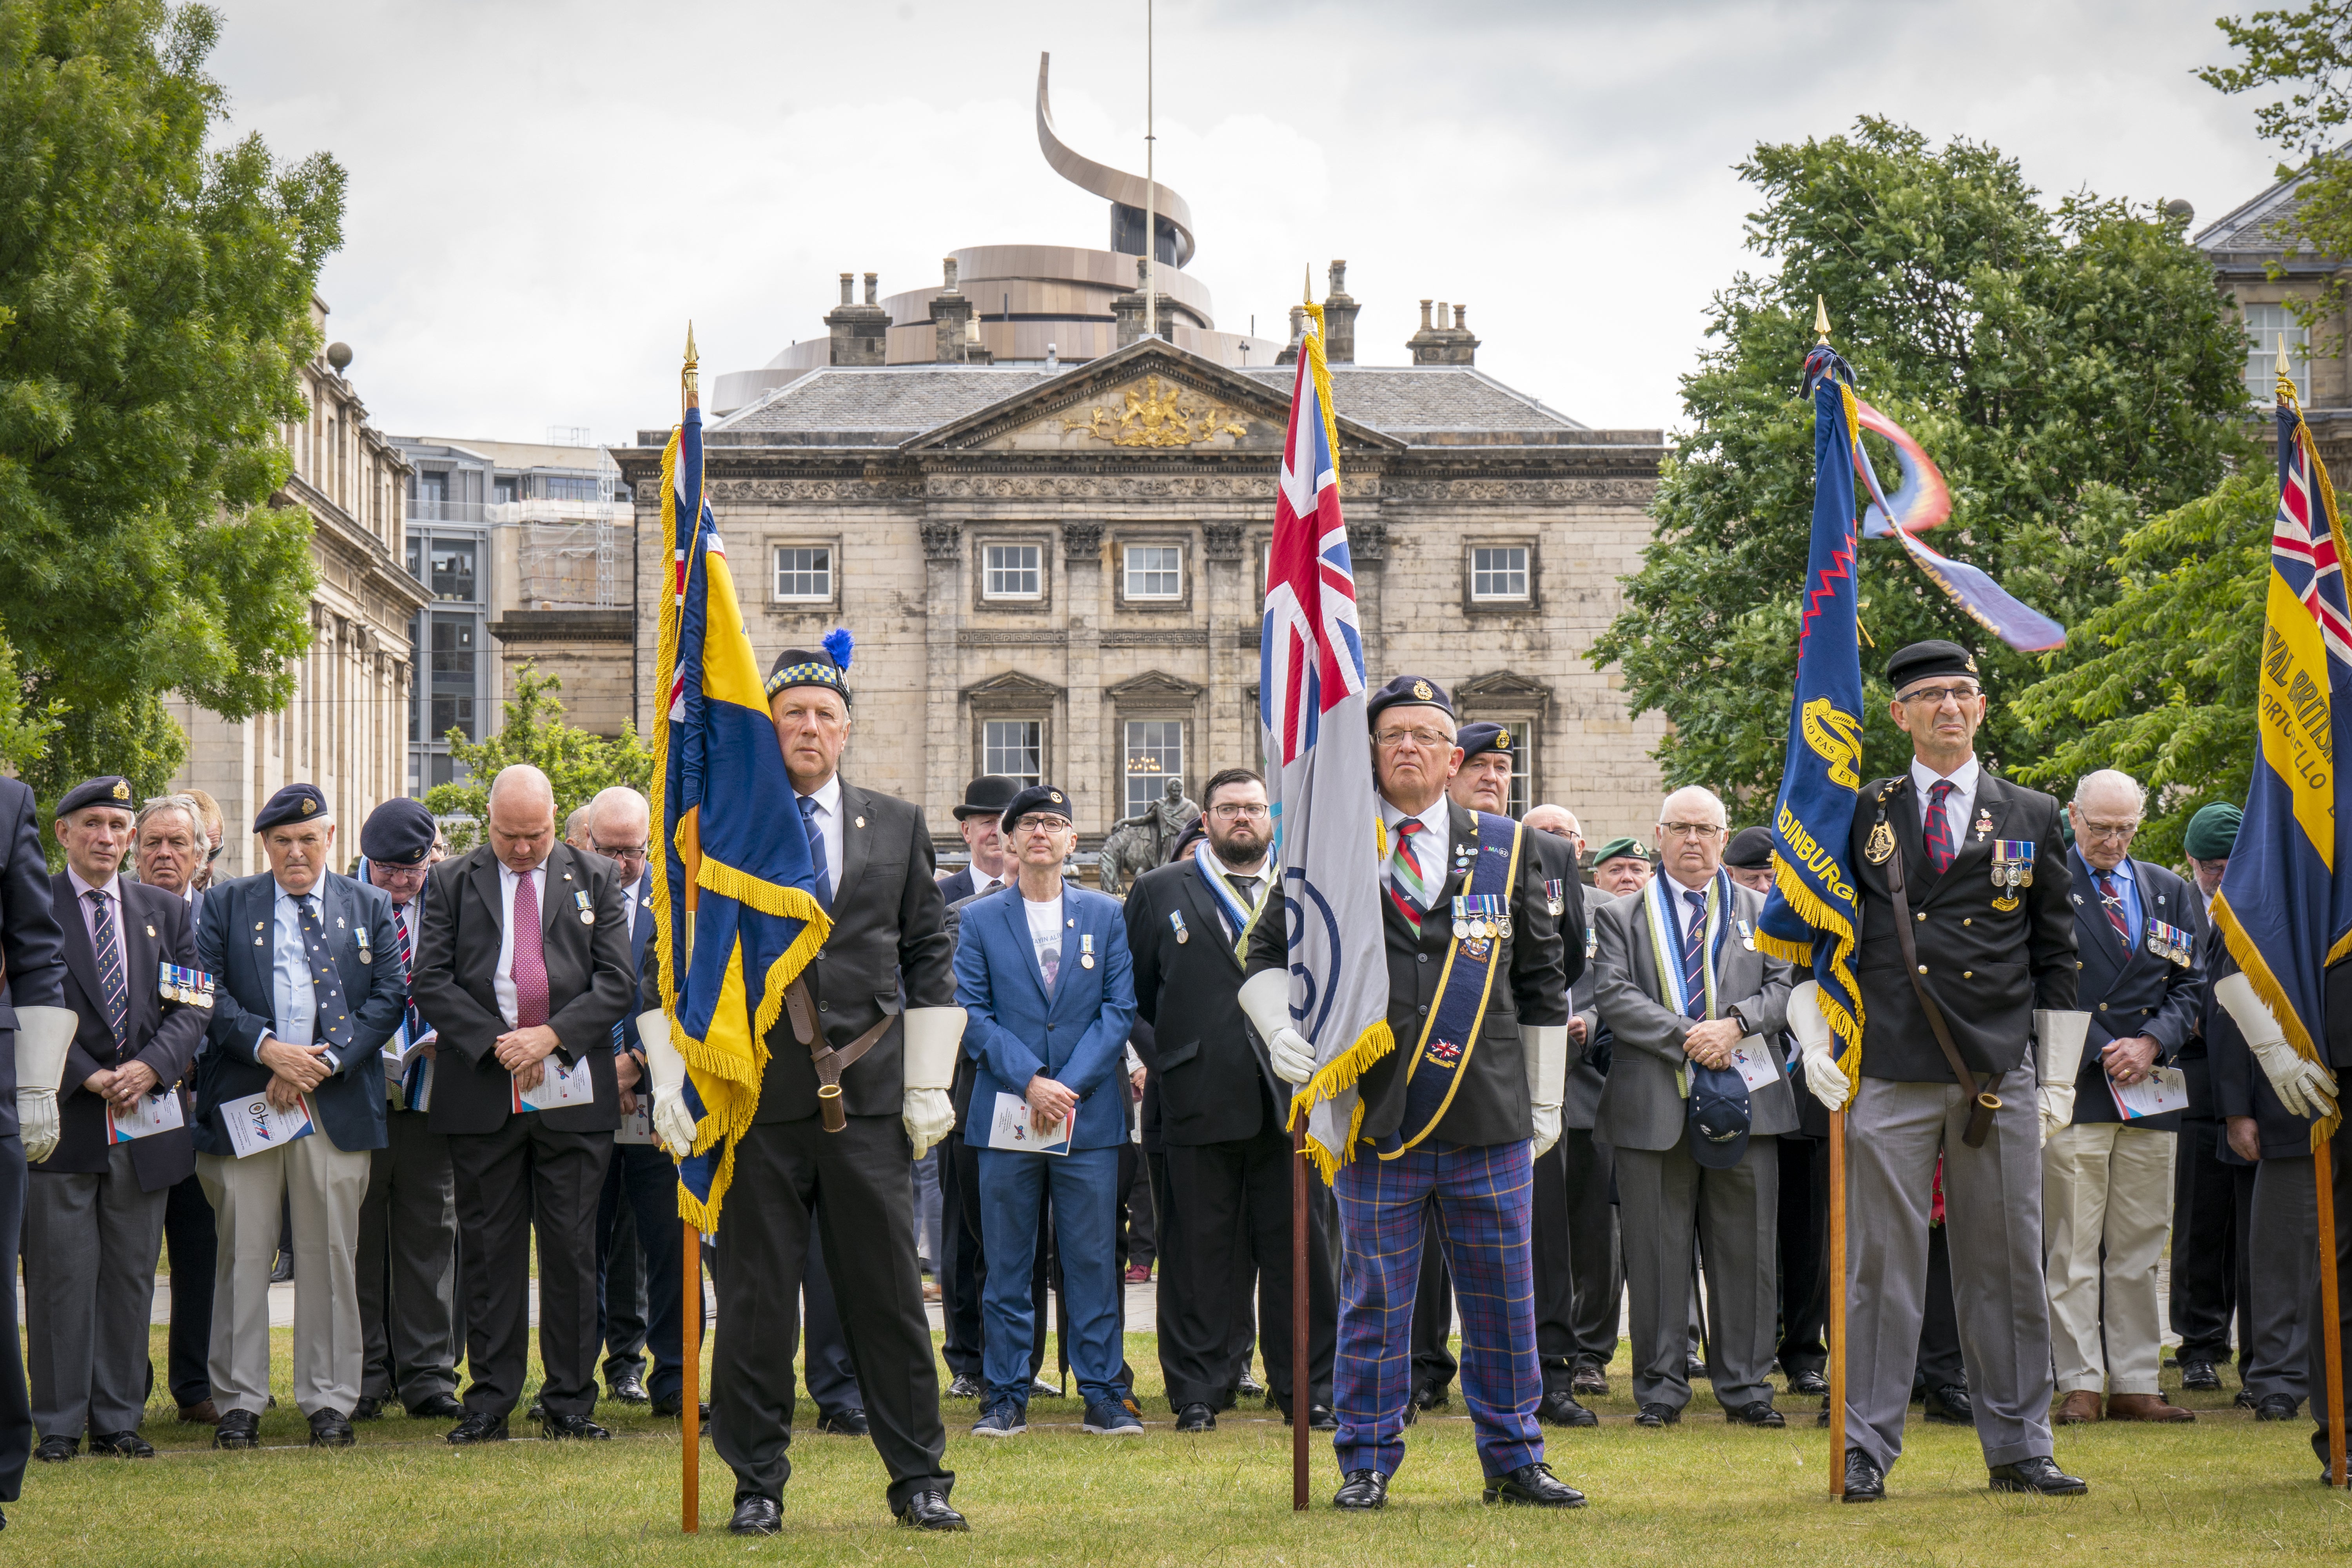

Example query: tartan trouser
[1331,1137,1543,1479]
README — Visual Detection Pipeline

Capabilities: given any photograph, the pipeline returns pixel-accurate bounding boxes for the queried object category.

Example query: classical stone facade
[2197,176,2352,462]
[613,337,1668,853]
[167,298,427,876]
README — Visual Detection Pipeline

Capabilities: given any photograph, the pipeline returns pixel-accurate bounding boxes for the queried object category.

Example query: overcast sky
[209,0,2285,446]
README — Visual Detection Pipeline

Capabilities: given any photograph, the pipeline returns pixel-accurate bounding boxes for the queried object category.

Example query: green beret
[1587,836,1648,869]
[2182,802,2241,861]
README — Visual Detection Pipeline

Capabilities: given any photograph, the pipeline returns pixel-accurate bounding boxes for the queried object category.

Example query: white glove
[900,1005,968,1160]
[13,1005,75,1165]
[2215,972,2340,1121]
[2032,1009,2091,1147]
[638,1009,699,1158]
[1786,980,1849,1112]
[1525,1024,1567,1160]
[1239,968,1316,1086]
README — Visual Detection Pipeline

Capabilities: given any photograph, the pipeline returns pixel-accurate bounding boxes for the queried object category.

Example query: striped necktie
[1925,780,1956,874]
[1387,818,1432,929]
[394,901,422,1041]
[87,889,128,1049]
[1680,888,1708,1020]
[2095,870,2131,949]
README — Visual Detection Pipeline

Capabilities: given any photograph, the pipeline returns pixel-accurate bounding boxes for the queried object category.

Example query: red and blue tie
[1925,780,1956,874]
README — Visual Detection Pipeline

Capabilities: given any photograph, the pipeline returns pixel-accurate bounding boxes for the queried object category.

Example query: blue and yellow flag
[1756,343,1866,1086]
[650,396,831,1228]
[2213,372,2352,1146]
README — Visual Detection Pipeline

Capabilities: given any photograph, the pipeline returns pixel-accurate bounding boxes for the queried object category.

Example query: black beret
[1722,826,1775,870]
[361,797,437,865]
[56,776,136,818]
[1457,721,1511,760]
[253,782,329,833]
[954,774,1024,821]
[2183,802,2242,861]
[1366,674,1454,727]
[1000,784,1074,831]
[766,628,855,705]
[1886,639,1979,692]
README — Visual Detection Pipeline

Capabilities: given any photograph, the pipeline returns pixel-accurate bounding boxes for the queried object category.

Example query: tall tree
[0,1,342,801]
[1591,118,2253,814]
[423,668,653,853]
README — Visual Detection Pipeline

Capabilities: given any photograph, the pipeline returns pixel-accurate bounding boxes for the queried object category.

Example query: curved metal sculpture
[1037,51,1196,269]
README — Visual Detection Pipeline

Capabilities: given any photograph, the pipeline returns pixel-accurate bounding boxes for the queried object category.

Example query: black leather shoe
[270,1251,294,1284]
[33,1435,76,1463]
[1841,1448,1885,1503]
[946,1374,983,1400]
[608,1372,649,1406]
[351,1396,384,1421]
[446,1412,508,1445]
[1989,1456,2088,1496]
[409,1393,466,1421]
[1238,1371,1267,1400]
[650,1393,710,1420]
[87,1430,154,1458]
[1686,1352,1708,1381]
[2180,1359,2222,1392]
[1279,1401,1338,1430]
[1923,1385,1974,1425]
[728,1497,782,1536]
[1412,1382,1450,1412]
[1485,1460,1586,1508]
[1332,1469,1388,1510]
[894,1489,968,1531]
[1633,1402,1681,1427]
[214,1410,260,1450]
[2258,1394,2302,1421]
[1537,1391,1599,1428]
[542,1412,612,1441]
[308,1408,356,1448]
[1788,1369,1829,1396]
[1571,1364,1609,1398]
[1728,1401,1785,1428]
[1174,1403,1215,1432]
[527,1398,544,1423]
[816,1408,869,1436]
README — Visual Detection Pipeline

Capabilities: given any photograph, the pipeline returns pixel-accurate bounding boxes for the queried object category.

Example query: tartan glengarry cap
[361,796,437,866]
[1886,639,1979,693]
[766,628,855,705]
[56,776,136,818]
[1000,784,1074,831]
[1365,674,1455,727]
[1456,721,1511,760]
[253,783,330,833]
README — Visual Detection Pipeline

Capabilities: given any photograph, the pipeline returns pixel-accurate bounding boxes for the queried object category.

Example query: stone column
[1062,521,1105,831]
[1351,492,1388,677]
[1201,521,1248,773]
[921,514,964,827]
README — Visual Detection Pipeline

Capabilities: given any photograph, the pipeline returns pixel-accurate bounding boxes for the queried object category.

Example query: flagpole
[2318,1137,2347,1486]
[1291,1118,1310,1508]
[680,328,704,1535]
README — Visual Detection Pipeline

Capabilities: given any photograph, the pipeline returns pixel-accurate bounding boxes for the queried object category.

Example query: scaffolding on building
[489,498,629,609]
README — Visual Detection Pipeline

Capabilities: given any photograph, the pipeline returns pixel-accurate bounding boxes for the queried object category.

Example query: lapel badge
[855,816,865,828]
[1080,932,1096,969]
[146,924,156,938]
[1170,909,1189,945]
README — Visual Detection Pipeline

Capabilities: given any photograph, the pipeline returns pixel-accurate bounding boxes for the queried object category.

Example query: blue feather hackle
[822,627,854,671]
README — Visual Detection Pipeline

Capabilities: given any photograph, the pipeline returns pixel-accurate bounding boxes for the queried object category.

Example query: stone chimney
[1110,257,1170,349]
[825,270,889,366]
[1275,303,1306,366]
[930,256,974,363]
[960,315,993,365]
[1408,297,1478,366]
[1321,260,1358,364]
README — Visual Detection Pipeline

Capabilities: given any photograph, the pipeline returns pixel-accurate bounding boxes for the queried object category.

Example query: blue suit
[953,883,1136,1406]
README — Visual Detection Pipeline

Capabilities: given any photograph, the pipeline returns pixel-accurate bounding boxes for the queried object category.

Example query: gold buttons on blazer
[2099,1003,2109,1011]
[1917,965,1928,975]
[1963,971,1973,979]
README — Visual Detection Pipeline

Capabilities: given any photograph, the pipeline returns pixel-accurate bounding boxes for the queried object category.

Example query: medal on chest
[1080,932,1095,969]
[1989,840,2034,913]
[1169,909,1189,946]
[1865,815,1896,865]
[575,889,595,925]
[2145,917,2192,967]
[1452,893,1510,942]
[1973,808,1993,844]
[1543,877,1564,918]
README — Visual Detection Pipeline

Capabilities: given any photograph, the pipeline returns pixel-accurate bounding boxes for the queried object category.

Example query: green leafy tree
[1590,118,2254,814]
[423,667,654,852]
[2009,470,2273,864]
[0,1,342,798]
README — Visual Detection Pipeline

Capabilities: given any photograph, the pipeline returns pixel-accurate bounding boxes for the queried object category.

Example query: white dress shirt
[1909,753,1981,852]
[796,773,845,893]
[261,882,336,1069]
[1379,793,1452,908]
[494,860,548,1031]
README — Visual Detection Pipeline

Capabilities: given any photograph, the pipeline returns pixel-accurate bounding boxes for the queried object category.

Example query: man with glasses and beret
[1242,675,1579,1512]
[1782,639,2086,1501]
[352,795,465,1424]
[2171,802,2249,1397]
[956,784,1140,1441]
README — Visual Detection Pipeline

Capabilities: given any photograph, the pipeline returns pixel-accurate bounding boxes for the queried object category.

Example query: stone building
[166,298,427,876]
[2196,169,2352,459]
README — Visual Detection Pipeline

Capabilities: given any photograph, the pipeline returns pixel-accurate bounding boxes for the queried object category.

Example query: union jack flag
[1259,303,1392,1179]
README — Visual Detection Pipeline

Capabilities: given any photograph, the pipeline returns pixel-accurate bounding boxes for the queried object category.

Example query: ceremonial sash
[1192,838,1271,958]
[1381,811,1522,1157]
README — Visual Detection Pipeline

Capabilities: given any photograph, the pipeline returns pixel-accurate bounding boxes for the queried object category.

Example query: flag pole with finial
[1816,290,1852,1503]
[677,319,705,1535]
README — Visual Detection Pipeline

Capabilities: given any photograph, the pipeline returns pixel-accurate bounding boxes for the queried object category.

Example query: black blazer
[1124,856,1282,1147]
[412,842,634,1136]
[644,782,954,1124]
[614,868,654,1055]
[1246,800,1570,1147]
[2065,851,2203,1131]
[36,875,204,1189]
[936,865,980,906]
[1849,770,2077,1083]
[0,778,68,1135]
[195,870,406,1156]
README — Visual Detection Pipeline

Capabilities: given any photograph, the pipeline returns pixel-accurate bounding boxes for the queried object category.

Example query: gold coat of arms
[1063,376,1247,448]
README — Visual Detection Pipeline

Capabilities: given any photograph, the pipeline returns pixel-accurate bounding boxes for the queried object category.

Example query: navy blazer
[194,870,406,1156]
[0,778,68,1135]
[2066,850,2203,1130]
[954,882,1137,1151]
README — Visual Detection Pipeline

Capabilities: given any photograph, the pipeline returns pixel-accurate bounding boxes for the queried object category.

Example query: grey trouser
[2247,1152,2315,1408]
[1844,1072,2054,1473]
[199,1132,372,1418]
[24,1147,167,1437]
[1617,1134,1779,1412]
[357,1106,459,1407]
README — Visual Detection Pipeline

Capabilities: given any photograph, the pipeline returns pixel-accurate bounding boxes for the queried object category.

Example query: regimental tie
[510,875,549,1030]
[297,895,356,1052]
[1925,780,1957,874]
[393,901,423,1043]
[1681,888,1708,1020]
[799,795,834,909]
[87,888,128,1049]
[1387,819,1432,930]
[2095,870,2131,949]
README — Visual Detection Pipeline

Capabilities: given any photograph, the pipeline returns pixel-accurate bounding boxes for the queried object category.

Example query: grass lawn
[8,1325,2349,1564]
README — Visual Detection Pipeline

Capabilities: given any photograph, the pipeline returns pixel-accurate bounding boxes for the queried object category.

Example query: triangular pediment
[1455,669,1553,712]
[961,669,1062,703]
[1105,669,1204,702]
[904,338,1404,457]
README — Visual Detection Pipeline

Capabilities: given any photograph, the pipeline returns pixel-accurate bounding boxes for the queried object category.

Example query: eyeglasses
[2076,819,2140,842]
[1533,826,1584,846]
[1374,727,1457,750]
[1012,815,1072,835]
[593,841,650,861]
[1209,803,1268,821]
[1899,683,1981,708]
[1657,822,1725,840]
[373,862,429,882]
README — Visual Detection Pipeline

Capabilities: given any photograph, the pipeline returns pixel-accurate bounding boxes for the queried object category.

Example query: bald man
[410,766,636,1443]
